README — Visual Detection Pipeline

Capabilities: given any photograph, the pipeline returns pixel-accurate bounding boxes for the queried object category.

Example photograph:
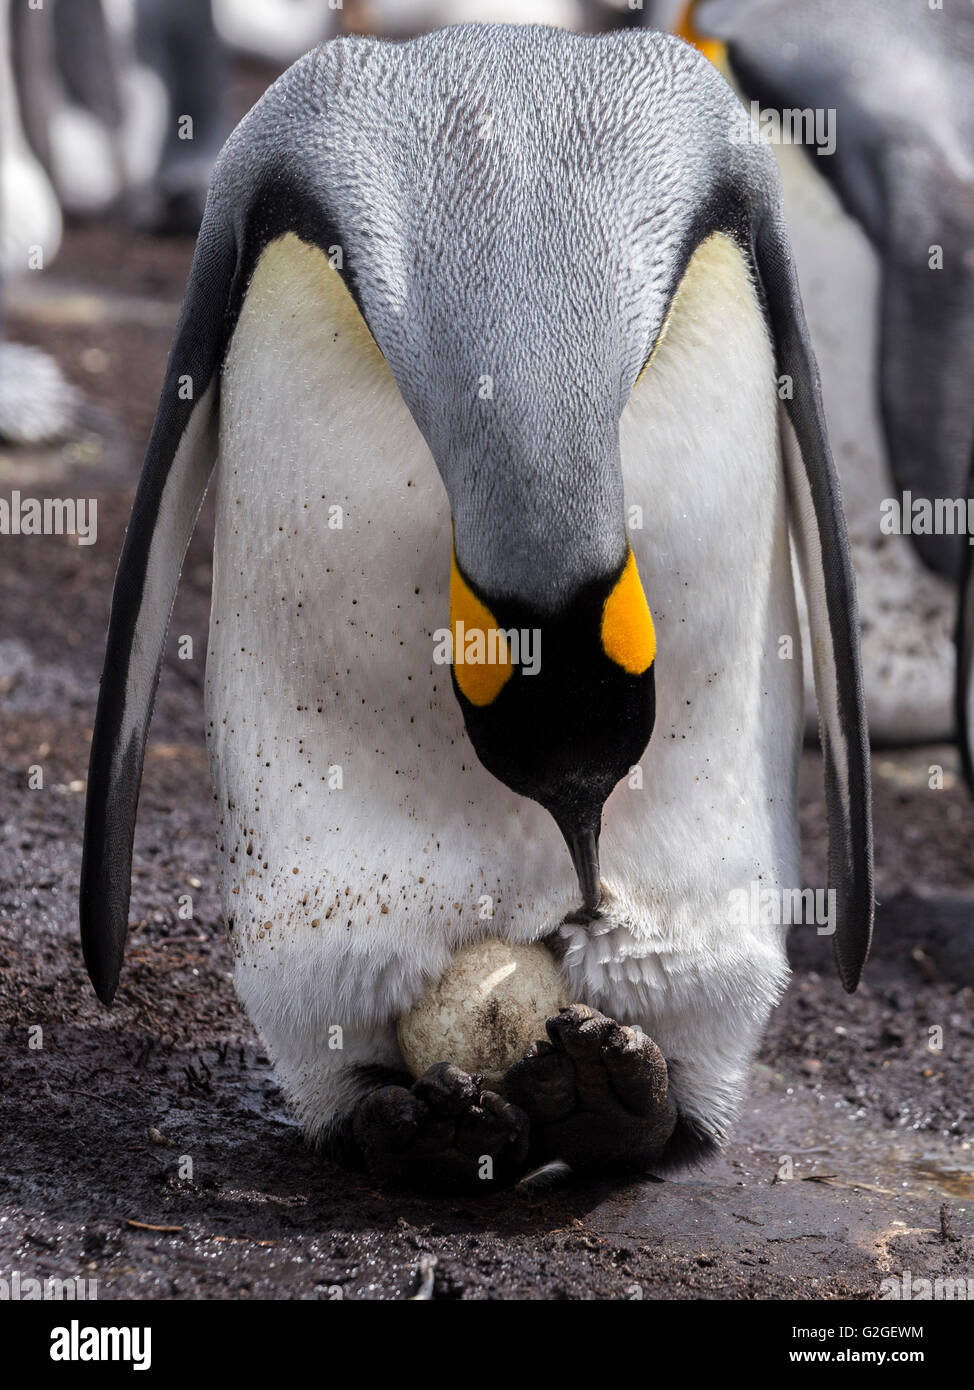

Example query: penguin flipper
[755,213,874,993]
[80,210,236,1003]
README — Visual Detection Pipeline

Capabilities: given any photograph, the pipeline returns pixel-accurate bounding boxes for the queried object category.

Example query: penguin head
[448,543,657,915]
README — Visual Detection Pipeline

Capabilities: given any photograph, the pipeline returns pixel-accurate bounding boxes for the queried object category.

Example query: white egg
[397,938,570,1089]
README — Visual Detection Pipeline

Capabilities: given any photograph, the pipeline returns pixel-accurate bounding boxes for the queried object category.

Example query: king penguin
[81,24,873,1190]
[336,1,619,38]
[0,0,79,445]
[675,0,974,746]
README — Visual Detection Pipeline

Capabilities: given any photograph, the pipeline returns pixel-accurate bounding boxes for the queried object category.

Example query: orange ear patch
[675,1,727,67]
[449,551,513,706]
[601,550,656,676]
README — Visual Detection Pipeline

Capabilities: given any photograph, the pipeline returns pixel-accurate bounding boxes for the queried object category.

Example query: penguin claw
[352,1062,530,1192]
[504,1003,677,1174]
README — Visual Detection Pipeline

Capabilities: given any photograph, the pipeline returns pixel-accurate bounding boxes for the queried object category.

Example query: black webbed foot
[352,1061,529,1192]
[504,1003,677,1174]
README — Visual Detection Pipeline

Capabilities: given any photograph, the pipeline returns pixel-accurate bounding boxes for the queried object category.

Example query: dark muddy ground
[1,69,973,1304]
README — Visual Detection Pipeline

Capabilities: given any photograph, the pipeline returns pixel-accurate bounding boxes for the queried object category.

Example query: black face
[451,563,657,911]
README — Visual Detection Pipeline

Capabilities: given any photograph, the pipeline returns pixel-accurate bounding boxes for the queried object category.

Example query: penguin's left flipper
[352,1063,530,1193]
[504,1004,678,1175]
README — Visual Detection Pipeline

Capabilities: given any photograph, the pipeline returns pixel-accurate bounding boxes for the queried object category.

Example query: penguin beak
[559,821,603,917]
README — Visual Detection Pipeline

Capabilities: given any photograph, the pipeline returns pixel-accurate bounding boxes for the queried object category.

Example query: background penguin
[341,2,587,34]
[81,25,872,1190]
[0,0,79,445]
[8,0,226,233]
[129,0,227,233]
[956,460,974,793]
[337,1,642,36]
[212,0,339,64]
[10,0,146,218]
[670,0,974,745]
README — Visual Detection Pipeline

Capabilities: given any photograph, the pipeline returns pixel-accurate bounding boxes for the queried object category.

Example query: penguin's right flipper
[80,209,237,1004]
[754,212,874,994]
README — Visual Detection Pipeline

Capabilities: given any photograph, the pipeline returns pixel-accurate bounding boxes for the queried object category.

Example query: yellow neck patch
[676,1,728,68]
[449,551,513,707]
[601,550,656,676]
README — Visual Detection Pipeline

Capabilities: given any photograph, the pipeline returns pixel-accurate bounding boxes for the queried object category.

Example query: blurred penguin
[339,0,639,36]
[0,0,78,445]
[131,0,227,232]
[213,0,339,62]
[670,0,974,745]
[12,0,137,217]
[9,0,226,232]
